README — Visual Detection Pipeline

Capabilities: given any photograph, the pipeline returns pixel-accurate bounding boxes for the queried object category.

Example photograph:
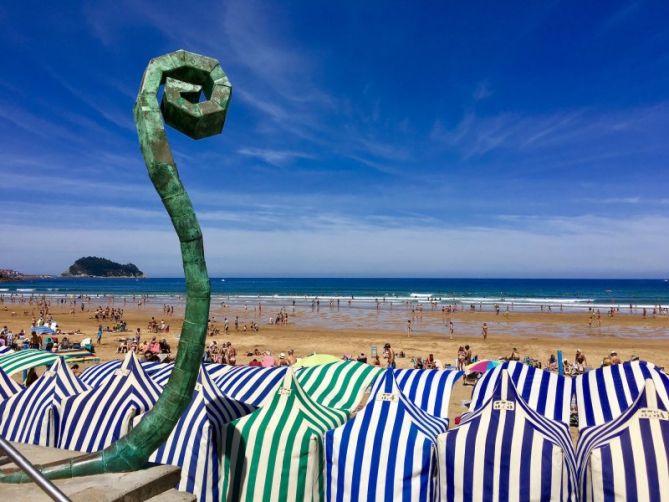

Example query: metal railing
[0,436,69,501]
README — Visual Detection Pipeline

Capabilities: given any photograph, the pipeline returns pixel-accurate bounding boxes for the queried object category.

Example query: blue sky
[1,1,669,277]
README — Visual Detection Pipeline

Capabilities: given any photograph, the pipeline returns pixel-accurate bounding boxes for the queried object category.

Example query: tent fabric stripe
[575,379,669,501]
[325,368,449,502]
[0,357,89,446]
[79,359,165,387]
[574,360,669,430]
[0,365,21,401]
[57,352,162,452]
[146,365,254,502]
[393,368,463,418]
[298,361,383,412]
[469,360,573,423]
[438,371,577,502]
[219,369,348,502]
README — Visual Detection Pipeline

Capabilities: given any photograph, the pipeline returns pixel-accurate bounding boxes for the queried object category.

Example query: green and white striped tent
[297,360,383,412]
[220,368,349,502]
[0,349,60,376]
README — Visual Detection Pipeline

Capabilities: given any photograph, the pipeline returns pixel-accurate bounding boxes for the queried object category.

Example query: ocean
[1,277,669,311]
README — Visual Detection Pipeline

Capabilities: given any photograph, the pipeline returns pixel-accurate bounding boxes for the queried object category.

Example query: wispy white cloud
[237,147,315,166]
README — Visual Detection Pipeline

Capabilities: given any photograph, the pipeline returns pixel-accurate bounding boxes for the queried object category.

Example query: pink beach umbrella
[261,355,276,368]
[465,359,502,374]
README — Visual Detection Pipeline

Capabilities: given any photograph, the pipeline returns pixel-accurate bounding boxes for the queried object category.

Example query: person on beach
[508,348,520,361]
[71,364,81,377]
[481,322,488,341]
[287,349,297,365]
[407,320,413,337]
[464,345,472,365]
[97,325,103,345]
[457,346,466,371]
[385,343,396,369]
[449,320,454,339]
[575,349,587,372]
[610,351,621,365]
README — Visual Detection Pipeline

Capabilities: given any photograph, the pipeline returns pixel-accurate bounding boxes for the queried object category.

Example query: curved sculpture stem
[0,50,231,482]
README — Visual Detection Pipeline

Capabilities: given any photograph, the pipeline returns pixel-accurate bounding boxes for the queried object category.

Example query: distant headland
[62,257,144,278]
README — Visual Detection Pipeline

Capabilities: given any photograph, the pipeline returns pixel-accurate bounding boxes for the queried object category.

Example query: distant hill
[63,257,143,278]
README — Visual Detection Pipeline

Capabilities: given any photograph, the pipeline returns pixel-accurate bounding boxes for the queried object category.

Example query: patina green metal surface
[0,49,231,482]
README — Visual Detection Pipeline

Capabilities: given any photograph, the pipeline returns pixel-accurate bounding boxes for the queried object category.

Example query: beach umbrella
[394,368,464,418]
[297,360,383,412]
[294,353,340,367]
[576,378,669,501]
[144,365,255,502]
[261,354,276,367]
[469,360,574,424]
[219,369,349,501]
[465,359,502,374]
[0,349,60,376]
[574,360,669,430]
[0,357,89,447]
[57,351,162,453]
[438,370,577,501]
[325,368,449,502]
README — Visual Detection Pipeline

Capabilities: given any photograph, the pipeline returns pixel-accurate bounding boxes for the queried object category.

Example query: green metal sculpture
[1,49,231,481]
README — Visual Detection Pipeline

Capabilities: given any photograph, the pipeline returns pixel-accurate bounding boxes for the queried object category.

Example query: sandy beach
[2,297,668,421]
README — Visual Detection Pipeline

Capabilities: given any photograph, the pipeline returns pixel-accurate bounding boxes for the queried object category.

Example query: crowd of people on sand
[116,328,172,362]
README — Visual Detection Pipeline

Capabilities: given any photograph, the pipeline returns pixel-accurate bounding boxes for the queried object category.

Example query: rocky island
[63,257,144,278]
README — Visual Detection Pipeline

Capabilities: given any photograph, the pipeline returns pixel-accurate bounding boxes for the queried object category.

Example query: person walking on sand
[481,322,488,341]
[407,319,413,337]
[449,320,454,339]
[385,343,396,369]
[97,324,103,345]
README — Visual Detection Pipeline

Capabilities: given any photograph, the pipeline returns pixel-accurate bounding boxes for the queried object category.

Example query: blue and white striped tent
[469,360,574,424]
[79,358,166,387]
[325,368,449,502]
[0,346,13,356]
[574,360,669,430]
[142,365,254,502]
[438,371,578,501]
[0,366,21,401]
[0,357,88,446]
[212,365,288,407]
[576,379,669,501]
[394,368,463,418]
[58,351,162,452]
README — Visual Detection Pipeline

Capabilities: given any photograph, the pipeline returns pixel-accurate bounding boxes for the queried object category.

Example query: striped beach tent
[0,366,21,401]
[212,365,288,407]
[574,360,669,430]
[298,360,383,412]
[145,365,254,501]
[325,368,449,502]
[0,357,88,446]
[576,378,669,501]
[57,351,162,452]
[438,371,577,502]
[0,349,60,376]
[219,369,349,502]
[469,360,574,424]
[79,358,167,387]
[0,346,13,356]
[394,368,463,418]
